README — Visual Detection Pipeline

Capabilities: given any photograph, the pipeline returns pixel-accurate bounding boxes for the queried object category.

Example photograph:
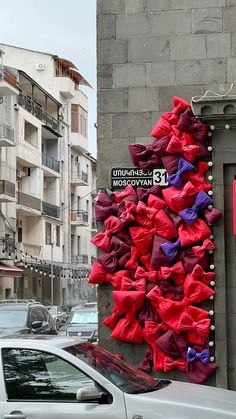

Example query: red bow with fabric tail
[91,215,124,252]
[166,135,199,163]
[88,261,129,289]
[125,246,141,270]
[177,311,211,338]
[178,218,212,247]
[134,201,157,228]
[111,291,145,343]
[163,356,187,373]
[153,209,178,240]
[192,239,215,259]
[129,226,159,255]
[134,266,158,283]
[160,261,186,285]
[142,320,167,372]
[183,272,215,303]
[183,160,212,193]
[119,200,137,223]
[189,264,215,286]
[103,304,124,331]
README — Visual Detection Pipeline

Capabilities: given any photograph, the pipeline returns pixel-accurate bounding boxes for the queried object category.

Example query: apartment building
[0,44,97,306]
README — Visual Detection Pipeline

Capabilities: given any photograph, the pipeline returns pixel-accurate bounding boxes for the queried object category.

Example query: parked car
[0,334,235,418]
[59,307,98,342]
[46,305,68,330]
[71,301,97,312]
[0,299,57,335]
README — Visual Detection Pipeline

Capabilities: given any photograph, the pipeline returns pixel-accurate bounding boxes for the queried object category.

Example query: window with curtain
[71,104,87,137]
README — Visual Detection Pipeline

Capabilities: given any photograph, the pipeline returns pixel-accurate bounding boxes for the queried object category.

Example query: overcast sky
[0,0,97,156]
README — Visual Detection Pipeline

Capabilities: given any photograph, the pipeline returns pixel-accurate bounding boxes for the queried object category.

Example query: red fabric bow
[162,181,198,213]
[134,201,157,227]
[134,266,157,283]
[111,291,145,343]
[129,226,158,255]
[121,277,146,292]
[91,215,124,252]
[192,239,215,259]
[183,272,215,303]
[153,209,178,240]
[186,305,211,345]
[119,200,137,222]
[166,135,199,162]
[88,262,129,289]
[178,218,212,247]
[160,261,186,285]
[163,356,187,372]
[177,311,211,337]
[125,246,141,270]
[183,160,212,192]
[189,264,215,286]
[142,321,165,344]
[103,304,124,331]
[113,185,137,203]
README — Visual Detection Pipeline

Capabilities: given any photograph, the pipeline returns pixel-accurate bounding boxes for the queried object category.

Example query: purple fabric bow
[179,191,213,225]
[161,238,181,261]
[168,157,194,188]
[187,347,209,365]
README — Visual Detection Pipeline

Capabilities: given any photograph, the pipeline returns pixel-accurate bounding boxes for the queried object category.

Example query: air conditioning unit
[14,103,19,110]
[36,63,45,71]
[16,169,27,179]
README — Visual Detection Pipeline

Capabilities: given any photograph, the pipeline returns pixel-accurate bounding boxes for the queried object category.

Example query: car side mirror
[31,320,43,329]
[76,385,104,402]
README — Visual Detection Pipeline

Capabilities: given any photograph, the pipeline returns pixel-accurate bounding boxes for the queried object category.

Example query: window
[45,222,51,245]
[56,225,60,247]
[24,121,38,147]
[2,348,94,401]
[71,104,87,137]
[30,308,47,324]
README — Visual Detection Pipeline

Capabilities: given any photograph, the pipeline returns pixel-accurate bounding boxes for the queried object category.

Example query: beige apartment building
[0,44,97,306]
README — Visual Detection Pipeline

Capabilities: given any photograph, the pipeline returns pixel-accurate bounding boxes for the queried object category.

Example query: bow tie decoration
[89,96,222,384]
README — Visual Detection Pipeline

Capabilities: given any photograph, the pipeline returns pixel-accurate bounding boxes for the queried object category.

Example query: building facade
[0,44,97,307]
[97,0,236,390]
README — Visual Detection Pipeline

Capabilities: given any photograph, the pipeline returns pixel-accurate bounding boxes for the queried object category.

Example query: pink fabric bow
[192,239,215,259]
[153,209,178,240]
[177,311,211,337]
[88,261,129,289]
[183,272,215,303]
[125,246,141,270]
[160,261,186,285]
[166,135,199,162]
[113,185,137,203]
[121,277,146,292]
[91,215,124,252]
[134,201,157,227]
[119,200,137,222]
[134,266,158,283]
[162,181,198,213]
[129,226,158,255]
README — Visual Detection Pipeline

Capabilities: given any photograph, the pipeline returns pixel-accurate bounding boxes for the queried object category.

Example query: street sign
[110,167,168,189]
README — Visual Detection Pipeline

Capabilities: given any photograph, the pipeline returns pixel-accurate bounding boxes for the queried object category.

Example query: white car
[0,335,235,419]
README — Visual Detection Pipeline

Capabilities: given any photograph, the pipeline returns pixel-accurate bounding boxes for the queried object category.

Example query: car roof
[0,302,44,310]
[0,334,83,348]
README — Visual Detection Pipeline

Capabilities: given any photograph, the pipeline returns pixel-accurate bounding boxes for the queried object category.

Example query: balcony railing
[70,210,88,223]
[0,123,14,144]
[0,237,15,255]
[70,170,88,185]
[18,92,60,135]
[0,180,15,198]
[0,67,18,88]
[42,201,60,219]
[71,254,89,264]
[17,192,41,211]
[42,153,60,173]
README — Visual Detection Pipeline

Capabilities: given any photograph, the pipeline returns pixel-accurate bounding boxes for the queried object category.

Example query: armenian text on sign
[110,167,168,189]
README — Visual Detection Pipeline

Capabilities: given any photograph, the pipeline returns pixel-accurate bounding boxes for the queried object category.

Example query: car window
[0,310,27,328]
[30,308,47,323]
[69,311,98,324]
[47,307,57,315]
[2,348,94,401]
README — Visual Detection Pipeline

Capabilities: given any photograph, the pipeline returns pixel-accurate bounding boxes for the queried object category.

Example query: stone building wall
[97,0,236,389]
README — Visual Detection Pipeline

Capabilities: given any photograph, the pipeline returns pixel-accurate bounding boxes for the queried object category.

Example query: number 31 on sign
[153,169,168,186]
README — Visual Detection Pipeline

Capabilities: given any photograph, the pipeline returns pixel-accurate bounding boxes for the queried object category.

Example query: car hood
[60,323,97,332]
[0,327,26,335]
[124,380,236,418]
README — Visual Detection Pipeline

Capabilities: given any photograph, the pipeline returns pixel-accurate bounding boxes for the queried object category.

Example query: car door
[0,347,126,419]
[29,307,52,334]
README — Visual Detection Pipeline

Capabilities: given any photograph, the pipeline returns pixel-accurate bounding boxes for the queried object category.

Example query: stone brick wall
[97,0,236,388]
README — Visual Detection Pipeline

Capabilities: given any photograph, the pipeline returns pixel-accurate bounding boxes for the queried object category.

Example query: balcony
[70,171,88,186]
[70,132,88,153]
[0,123,15,147]
[0,180,15,203]
[17,192,41,215]
[42,153,60,174]
[71,254,89,265]
[70,210,88,226]
[0,67,18,96]
[42,201,60,219]
[18,92,61,136]
[0,237,15,257]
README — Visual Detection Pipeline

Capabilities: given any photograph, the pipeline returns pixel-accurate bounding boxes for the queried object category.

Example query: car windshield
[0,310,27,328]
[65,342,170,394]
[68,311,98,324]
[47,307,57,315]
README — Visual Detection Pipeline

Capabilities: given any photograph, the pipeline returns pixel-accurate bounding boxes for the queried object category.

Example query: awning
[0,262,23,277]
